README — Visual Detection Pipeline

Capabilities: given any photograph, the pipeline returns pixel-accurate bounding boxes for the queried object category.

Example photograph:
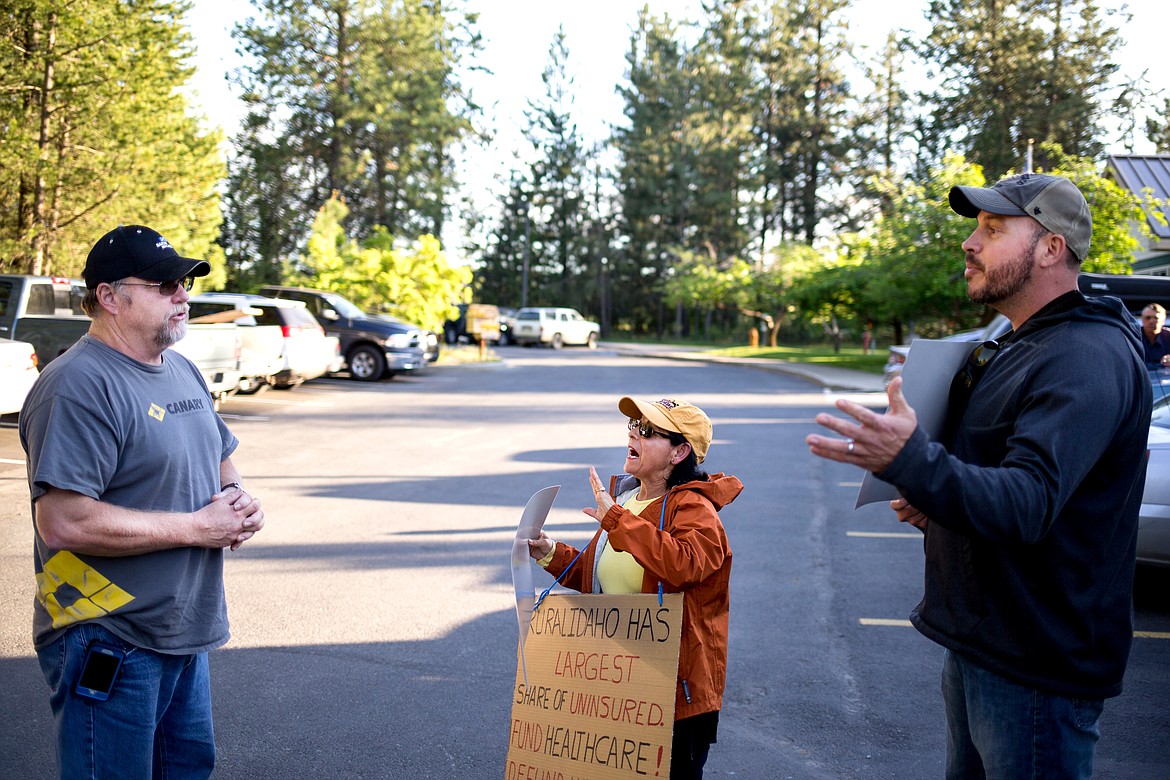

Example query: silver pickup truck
[0,274,243,409]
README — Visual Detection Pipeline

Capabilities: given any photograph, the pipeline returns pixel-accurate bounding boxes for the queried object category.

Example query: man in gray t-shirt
[20,225,265,779]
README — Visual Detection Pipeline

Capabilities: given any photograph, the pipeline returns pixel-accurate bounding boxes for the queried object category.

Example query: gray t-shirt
[20,335,239,653]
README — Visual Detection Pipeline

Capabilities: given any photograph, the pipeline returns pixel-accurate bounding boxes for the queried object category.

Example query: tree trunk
[30,11,59,276]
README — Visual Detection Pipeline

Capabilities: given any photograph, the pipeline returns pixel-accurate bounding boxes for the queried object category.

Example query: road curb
[599,343,884,393]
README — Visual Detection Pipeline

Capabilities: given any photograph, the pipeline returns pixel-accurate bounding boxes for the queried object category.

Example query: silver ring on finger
[847,439,855,455]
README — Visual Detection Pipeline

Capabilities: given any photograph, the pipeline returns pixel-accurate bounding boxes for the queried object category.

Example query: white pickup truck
[0,337,40,415]
[171,323,244,408]
[0,274,244,409]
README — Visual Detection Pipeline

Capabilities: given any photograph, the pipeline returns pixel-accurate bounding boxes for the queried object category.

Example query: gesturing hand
[806,376,918,473]
[582,466,615,522]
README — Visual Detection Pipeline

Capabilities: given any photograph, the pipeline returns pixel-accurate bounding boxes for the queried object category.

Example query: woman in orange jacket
[528,396,742,780]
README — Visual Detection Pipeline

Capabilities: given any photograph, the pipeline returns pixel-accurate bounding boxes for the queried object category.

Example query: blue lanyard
[533,487,670,611]
[533,543,585,612]
[656,488,669,606]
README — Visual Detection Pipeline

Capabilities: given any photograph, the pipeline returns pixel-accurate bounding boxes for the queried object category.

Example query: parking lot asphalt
[601,341,887,393]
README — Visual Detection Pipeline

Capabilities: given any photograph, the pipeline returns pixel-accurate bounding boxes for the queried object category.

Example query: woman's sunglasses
[627,417,671,439]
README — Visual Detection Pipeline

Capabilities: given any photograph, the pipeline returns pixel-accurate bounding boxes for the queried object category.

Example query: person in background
[1139,302,1170,369]
[528,396,742,780]
[20,224,264,778]
[807,173,1149,779]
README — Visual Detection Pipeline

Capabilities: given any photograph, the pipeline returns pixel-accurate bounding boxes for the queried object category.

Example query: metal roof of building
[1106,154,1170,240]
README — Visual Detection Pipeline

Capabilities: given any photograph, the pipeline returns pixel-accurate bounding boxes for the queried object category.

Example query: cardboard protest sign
[505,592,683,780]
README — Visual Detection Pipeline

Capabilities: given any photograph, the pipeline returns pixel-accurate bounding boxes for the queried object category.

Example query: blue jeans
[37,623,215,779]
[942,649,1103,780]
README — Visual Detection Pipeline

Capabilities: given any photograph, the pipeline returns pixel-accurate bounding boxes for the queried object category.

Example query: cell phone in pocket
[76,641,126,701]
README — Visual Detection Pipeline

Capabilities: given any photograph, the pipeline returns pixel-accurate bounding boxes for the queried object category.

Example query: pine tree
[918,0,1121,179]
[230,0,480,269]
[611,8,693,335]
[0,0,225,275]
[1147,99,1170,154]
[522,26,588,309]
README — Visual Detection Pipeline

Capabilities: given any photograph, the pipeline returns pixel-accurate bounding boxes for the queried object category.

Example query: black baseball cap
[84,225,211,289]
[949,173,1092,262]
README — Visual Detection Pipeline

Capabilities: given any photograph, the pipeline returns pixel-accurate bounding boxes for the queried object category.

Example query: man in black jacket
[807,173,1150,779]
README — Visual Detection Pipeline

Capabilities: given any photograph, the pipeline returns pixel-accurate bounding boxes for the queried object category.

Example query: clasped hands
[211,485,264,551]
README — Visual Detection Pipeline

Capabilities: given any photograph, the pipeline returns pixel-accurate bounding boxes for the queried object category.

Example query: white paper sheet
[511,485,560,683]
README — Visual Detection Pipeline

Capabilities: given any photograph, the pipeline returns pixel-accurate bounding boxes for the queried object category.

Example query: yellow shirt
[596,495,654,593]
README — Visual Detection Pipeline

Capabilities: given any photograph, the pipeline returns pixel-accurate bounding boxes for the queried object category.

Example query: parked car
[171,322,244,407]
[189,293,290,393]
[0,337,39,415]
[259,286,426,381]
[510,307,600,349]
[0,273,250,408]
[190,293,341,390]
[498,307,517,345]
[883,315,1011,388]
[374,313,441,362]
[1141,404,1170,567]
[444,303,503,346]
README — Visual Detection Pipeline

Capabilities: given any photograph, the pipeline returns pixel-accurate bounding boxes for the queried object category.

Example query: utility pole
[522,200,531,309]
[514,194,531,309]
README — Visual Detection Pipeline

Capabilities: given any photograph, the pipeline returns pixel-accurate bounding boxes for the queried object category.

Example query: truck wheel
[586,332,597,349]
[550,333,564,349]
[348,345,385,381]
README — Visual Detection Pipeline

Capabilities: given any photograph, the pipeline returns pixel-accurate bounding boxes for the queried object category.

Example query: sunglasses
[118,276,195,296]
[958,339,1001,392]
[627,417,671,439]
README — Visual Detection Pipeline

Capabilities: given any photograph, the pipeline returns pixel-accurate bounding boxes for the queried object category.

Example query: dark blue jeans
[37,623,215,779]
[942,649,1103,780]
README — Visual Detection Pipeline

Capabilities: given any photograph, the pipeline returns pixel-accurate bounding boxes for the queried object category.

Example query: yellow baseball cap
[618,396,712,464]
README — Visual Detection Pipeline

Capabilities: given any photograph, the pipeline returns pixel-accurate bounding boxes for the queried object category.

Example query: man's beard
[154,318,186,349]
[967,230,1045,306]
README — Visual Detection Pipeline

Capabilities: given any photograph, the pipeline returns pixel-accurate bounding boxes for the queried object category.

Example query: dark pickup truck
[0,274,91,368]
[259,285,427,380]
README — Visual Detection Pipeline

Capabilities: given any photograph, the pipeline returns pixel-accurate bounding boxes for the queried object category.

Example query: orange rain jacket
[544,472,743,721]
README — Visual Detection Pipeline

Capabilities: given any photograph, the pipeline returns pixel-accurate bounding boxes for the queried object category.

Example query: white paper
[511,485,560,683]
[855,339,977,508]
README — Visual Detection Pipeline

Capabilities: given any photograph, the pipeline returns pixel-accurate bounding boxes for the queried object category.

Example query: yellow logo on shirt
[148,403,165,421]
[36,551,136,629]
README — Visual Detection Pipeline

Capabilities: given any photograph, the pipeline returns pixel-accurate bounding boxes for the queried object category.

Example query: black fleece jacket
[878,291,1150,699]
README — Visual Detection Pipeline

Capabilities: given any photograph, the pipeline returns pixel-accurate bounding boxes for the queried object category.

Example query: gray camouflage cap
[949,173,1092,263]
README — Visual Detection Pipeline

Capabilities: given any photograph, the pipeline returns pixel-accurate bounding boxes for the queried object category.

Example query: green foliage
[918,0,1121,179]
[521,27,589,307]
[228,0,481,271]
[800,147,1151,342]
[860,154,987,330]
[289,197,471,330]
[4,0,1157,346]
[1148,98,1170,154]
[0,0,225,277]
[1039,144,1149,273]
